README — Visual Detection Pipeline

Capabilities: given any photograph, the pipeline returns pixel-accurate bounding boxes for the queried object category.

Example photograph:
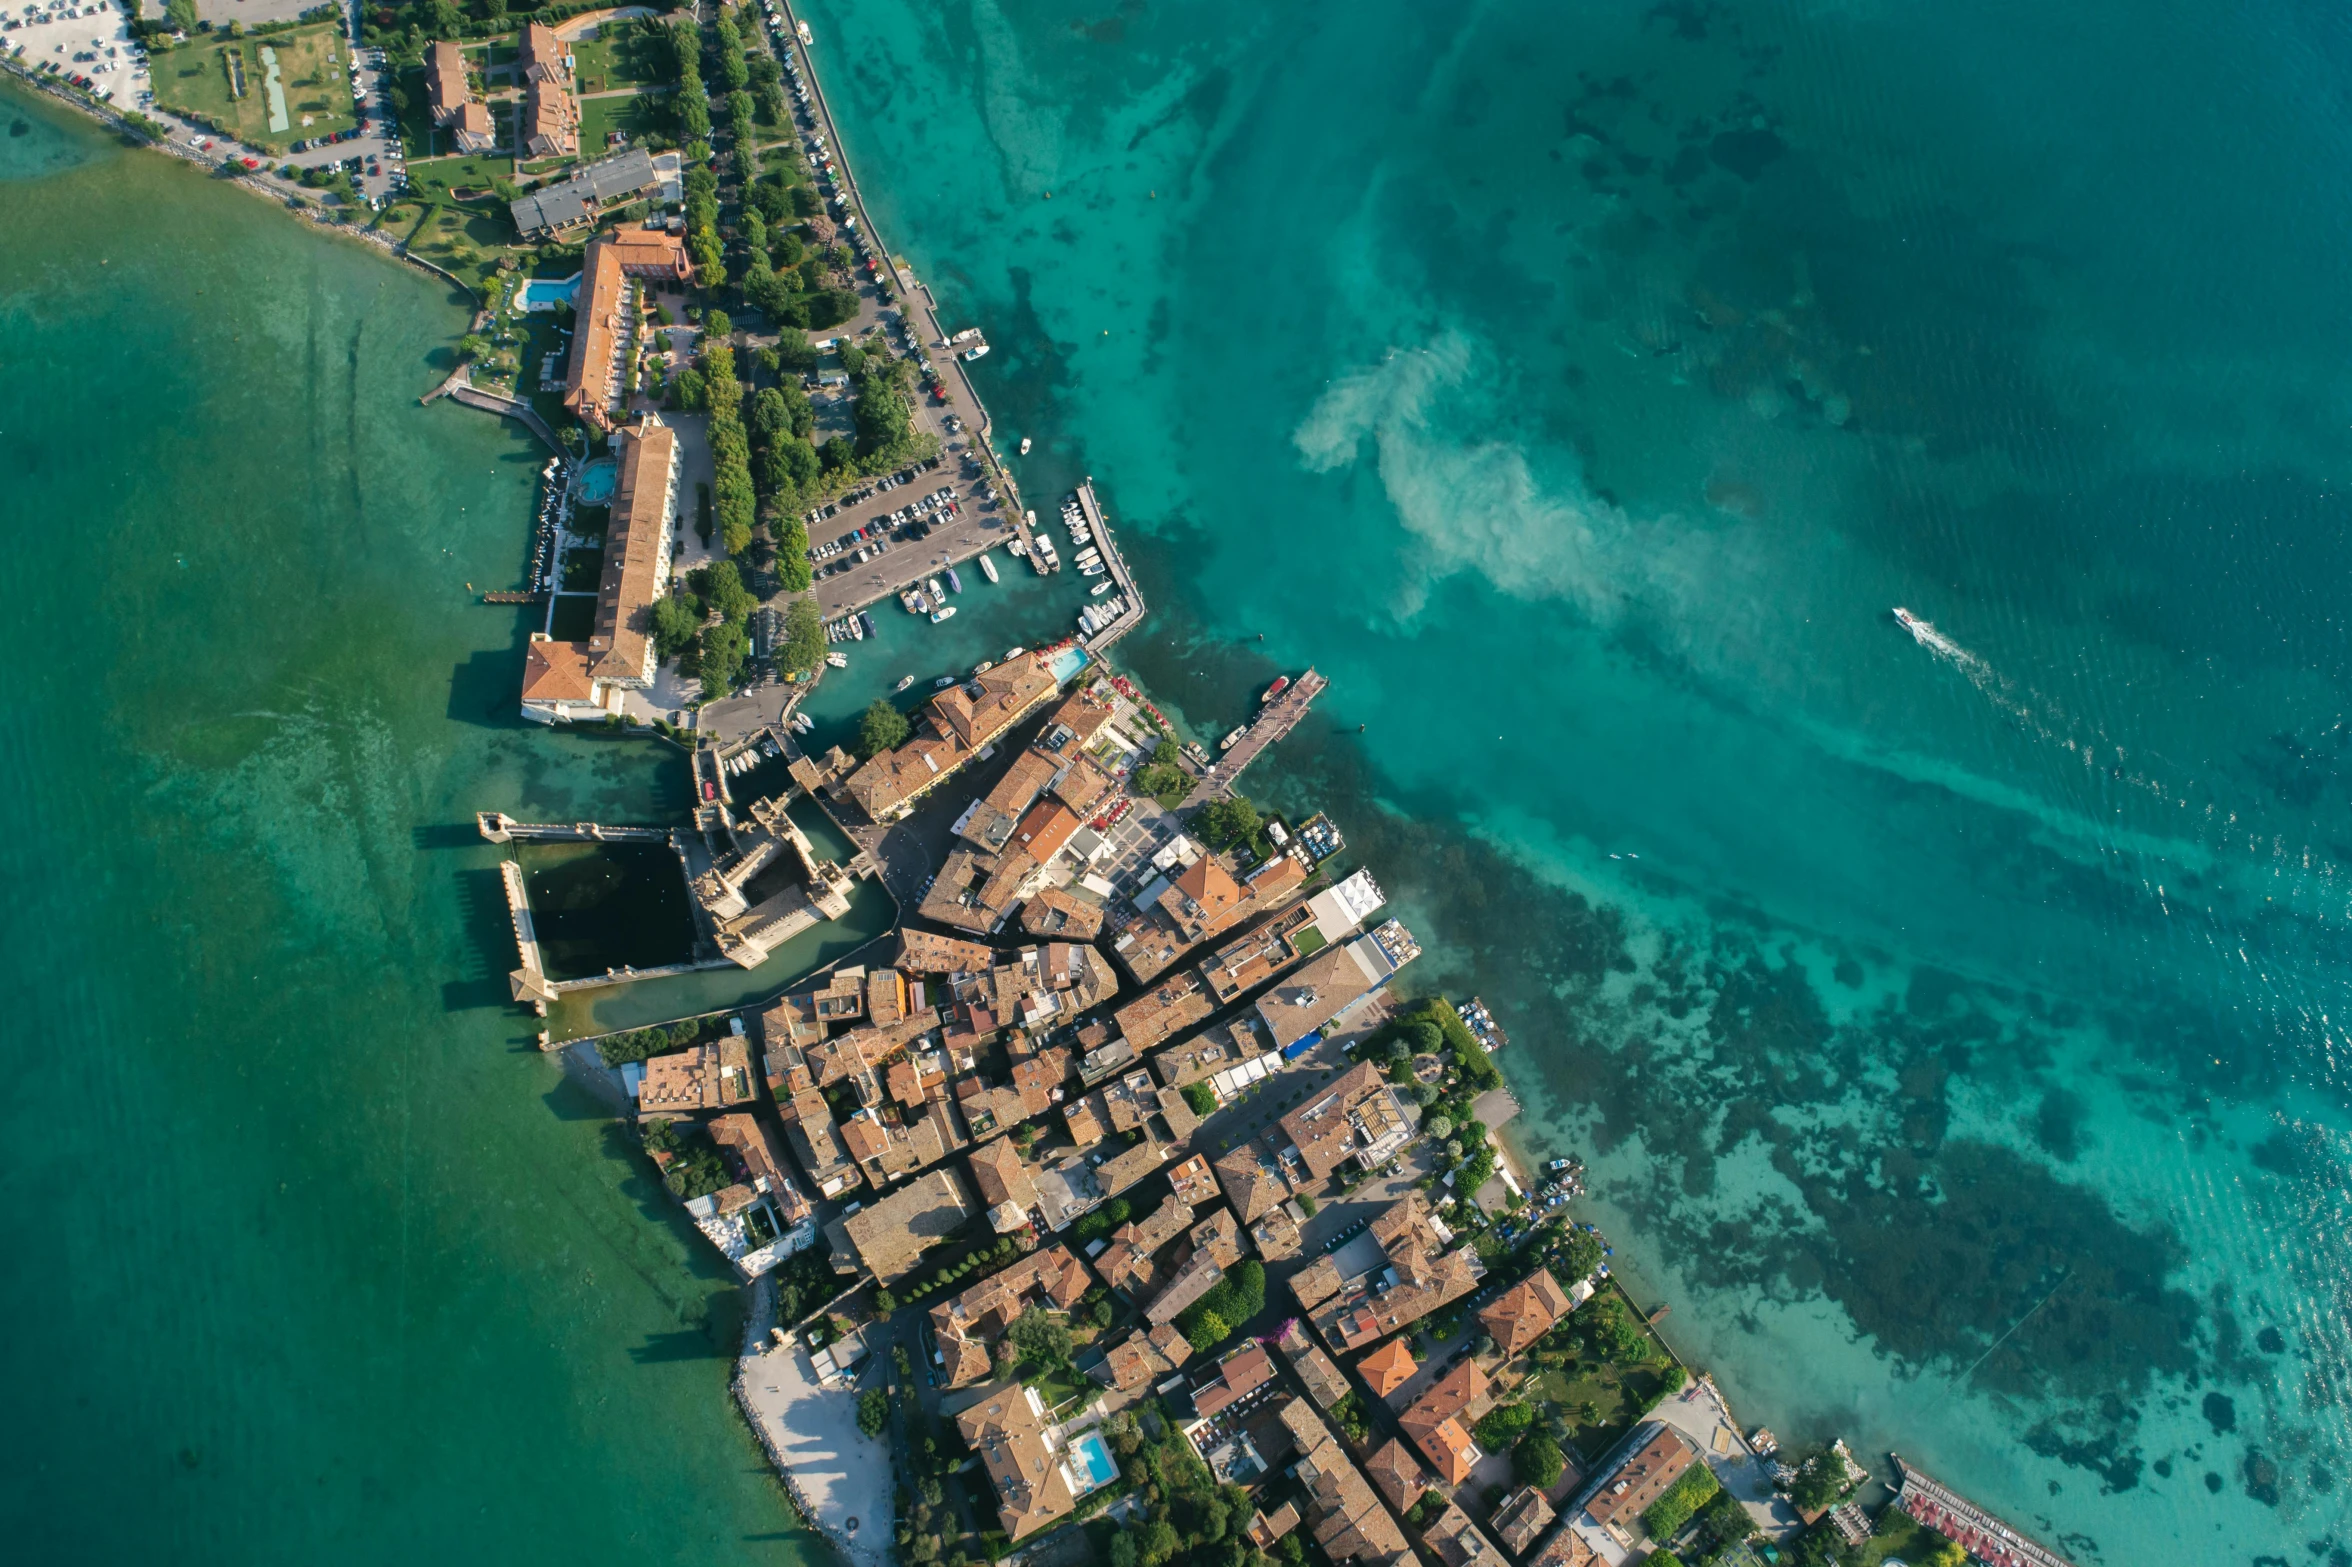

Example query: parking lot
[4,0,149,104]
[806,447,1013,620]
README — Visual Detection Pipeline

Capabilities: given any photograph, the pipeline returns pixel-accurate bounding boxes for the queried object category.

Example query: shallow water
[796,0,2352,1556]
[0,86,822,1565]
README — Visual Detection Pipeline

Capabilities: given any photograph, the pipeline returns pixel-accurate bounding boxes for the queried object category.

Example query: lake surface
[0,86,823,1565]
[793,0,2352,1558]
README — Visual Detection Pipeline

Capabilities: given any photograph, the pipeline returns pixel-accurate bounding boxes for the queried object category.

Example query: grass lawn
[151,24,355,150]
[577,90,673,156]
[1527,1360,1673,1463]
[405,203,515,293]
[570,31,672,94]
[405,155,512,205]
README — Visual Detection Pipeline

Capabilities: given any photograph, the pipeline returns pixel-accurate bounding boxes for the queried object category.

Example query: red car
[241,157,259,169]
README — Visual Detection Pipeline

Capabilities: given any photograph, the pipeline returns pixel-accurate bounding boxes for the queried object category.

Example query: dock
[1075,478,1147,653]
[481,589,546,605]
[1893,1457,2077,1567]
[477,812,666,844]
[1180,668,1327,807]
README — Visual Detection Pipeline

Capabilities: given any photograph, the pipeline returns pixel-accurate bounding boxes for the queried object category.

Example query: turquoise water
[0,87,823,1564]
[575,453,618,503]
[1069,1429,1118,1493]
[795,0,2352,1558]
[521,273,582,311]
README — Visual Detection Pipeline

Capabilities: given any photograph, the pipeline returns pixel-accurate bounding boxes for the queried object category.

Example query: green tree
[1183,1308,1230,1353]
[856,1388,889,1438]
[778,595,825,676]
[1513,1432,1566,1489]
[652,594,704,660]
[856,699,911,758]
[698,618,747,697]
[703,308,733,342]
[166,0,195,30]
[1195,794,1261,852]
[455,332,490,362]
[1007,1309,1074,1375]
[805,287,859,328]
[693,558,756,623]
[1138,1521,1181,1567]
[1474,1401,1534,1449]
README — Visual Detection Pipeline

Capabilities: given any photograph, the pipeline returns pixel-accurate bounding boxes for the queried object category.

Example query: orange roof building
[1358,1338,1418,1399]
[1480,1269,1575,1359]
[520,420,677,723]
[1399,1360,1490,1485]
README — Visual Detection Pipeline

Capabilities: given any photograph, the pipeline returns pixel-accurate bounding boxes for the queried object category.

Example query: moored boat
[978,553,1001,583]
[930,605,958,624]
[1091,580,1114,596]
[945,566,963,593]
[1260,674,1290,704]
[1219,726,1246,751]
[825,651,848,669]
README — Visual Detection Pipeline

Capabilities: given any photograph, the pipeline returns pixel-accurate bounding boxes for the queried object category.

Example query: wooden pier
[1075,478,1147,653]
[1180,668,1327,808]
[1894,1457,2076,1567]
[481,589,546,605]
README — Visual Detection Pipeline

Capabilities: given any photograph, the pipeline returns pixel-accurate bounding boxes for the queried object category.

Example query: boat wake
[1890,607,2175,806]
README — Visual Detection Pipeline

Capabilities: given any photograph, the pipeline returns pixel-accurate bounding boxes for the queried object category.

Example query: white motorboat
[1018,437,1032,455]
[825,651,848,668]
[930,605,958,624]
[978,552,1000,583]
[1091,580,1115,596]
[896,674,916,692]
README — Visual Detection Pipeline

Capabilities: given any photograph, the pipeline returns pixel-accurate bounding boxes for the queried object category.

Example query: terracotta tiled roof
[1358,1339,1418,1399]
[1363,1439,1429,1513]
[958,1383,1076,1540]
[1480,1269,1576,1359]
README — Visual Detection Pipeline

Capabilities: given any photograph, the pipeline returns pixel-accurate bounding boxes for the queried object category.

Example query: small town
[5,6,2089,1567]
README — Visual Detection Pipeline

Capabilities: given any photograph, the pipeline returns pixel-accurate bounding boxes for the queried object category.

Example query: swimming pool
[1048,644,1091,685]
[1066,1429,1118,1494]
[574,457,618,506]
[518,273,581,312]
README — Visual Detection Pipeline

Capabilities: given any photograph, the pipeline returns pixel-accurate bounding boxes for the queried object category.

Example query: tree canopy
[1513,1431,1566,1489]
[1194,794,1261,853]
[856,699,912,758]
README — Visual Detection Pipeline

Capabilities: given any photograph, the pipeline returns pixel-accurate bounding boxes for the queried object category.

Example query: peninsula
[7,6,2073,1567]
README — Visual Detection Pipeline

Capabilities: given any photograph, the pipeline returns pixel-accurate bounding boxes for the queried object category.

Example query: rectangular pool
[1066,1429,1118,1494]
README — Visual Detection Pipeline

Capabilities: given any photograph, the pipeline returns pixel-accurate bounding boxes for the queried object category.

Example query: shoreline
[0,62,484,308]
[8,19,2080,1567]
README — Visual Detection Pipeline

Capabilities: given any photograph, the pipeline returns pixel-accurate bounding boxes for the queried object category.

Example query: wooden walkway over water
[1180,668,1326,808]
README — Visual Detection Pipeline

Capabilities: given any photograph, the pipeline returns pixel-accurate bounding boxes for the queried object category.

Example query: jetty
[477,812,666,844]
[481,589,546,605]
[1180,667,1328,807]
[1075,478,1147,653]
[1894,1457,2077,1567]
[446,382,568,457]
